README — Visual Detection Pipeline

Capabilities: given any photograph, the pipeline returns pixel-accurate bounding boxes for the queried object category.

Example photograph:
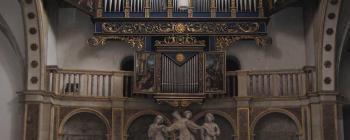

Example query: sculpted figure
[148,115,168,140]
[165,111,201,140]
[183,110,203,140]
[201,113,220,140]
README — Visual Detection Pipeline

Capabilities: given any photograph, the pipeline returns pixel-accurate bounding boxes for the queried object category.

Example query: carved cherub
[201,113,220,140]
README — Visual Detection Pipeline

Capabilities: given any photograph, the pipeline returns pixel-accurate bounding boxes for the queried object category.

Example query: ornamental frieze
[99,22,262,35]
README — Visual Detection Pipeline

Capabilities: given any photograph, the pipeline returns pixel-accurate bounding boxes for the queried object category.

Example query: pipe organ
[104,0,124,12]
[216,0,231,13]
[102,0,261,16]
[150,0,167,12]
[236,0,258,12]
[88,0,270,107]
[161,53,199,93]
[193,0,210,12]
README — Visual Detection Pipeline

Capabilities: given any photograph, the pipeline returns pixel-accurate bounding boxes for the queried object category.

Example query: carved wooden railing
[47,66,314,98]
[228,66,316,97]
[46,66,133,97]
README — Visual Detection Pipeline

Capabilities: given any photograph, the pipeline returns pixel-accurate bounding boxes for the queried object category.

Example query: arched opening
[126,114,163,140]
[120,56,134,97]
[60,112,108,140]
[253,113,299,140]
[226,55,241,71]
[226,55,240,96]
[194,114,235,140]
[120,56,134,71]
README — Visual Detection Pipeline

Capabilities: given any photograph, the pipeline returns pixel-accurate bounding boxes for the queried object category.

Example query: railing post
[80,73,88,96]
[210,0,216,17]
[111,72,124,97]
[96,0,104,17]
[231,0,237,17]
[167,0,173,17]
[258,0,264,17]
[271,73,280,96]
[53,72,59,95]
[145,0,150,18]
[300,72,307,96]
[125,0,130,17]
[188,0,193,18]
[237,71,249,96]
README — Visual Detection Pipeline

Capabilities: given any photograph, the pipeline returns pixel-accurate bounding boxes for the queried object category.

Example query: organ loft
[2,0,347,140]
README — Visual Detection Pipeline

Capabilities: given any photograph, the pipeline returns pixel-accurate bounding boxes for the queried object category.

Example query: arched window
[254,113,298,140]
[127,115,157,140]
[226,55,241,71]
[226,55,240,96]
[120,56,134,71]
[195,114,235,140]
[61,112,108,140]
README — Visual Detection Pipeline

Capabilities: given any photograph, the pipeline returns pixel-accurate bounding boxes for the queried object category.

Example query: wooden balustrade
[227,67,316,97]
[47,67,315,98]
[46,67,133,97]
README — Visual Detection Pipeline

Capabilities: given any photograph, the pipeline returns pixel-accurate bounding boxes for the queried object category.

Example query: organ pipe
[103,0,259,13]
[161,54,199,93]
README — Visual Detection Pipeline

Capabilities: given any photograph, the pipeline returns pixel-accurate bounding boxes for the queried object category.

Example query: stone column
[236,97,250,140]
[112,108,124,140]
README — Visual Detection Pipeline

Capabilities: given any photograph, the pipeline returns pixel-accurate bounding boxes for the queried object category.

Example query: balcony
[46,66,315,99]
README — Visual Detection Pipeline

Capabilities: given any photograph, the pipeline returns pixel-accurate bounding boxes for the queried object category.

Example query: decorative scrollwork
[155,36,206,47]
[216,36,272,49]
[87,36,106,47]
[87,36,145,49]
[155,97,204,108]
[101,22,261,35]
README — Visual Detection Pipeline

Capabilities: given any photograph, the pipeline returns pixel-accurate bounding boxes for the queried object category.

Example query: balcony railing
[228,66,316,97]
[46,66,315,98]
[46,66,133,97]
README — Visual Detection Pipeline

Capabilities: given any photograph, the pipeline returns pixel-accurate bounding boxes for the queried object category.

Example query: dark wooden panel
[238,108,249,140]
[113,109,123,140]
[26,104,40,140]
[323,104,336,140]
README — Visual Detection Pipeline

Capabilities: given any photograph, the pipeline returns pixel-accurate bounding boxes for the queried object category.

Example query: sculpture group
[148,111,220,140]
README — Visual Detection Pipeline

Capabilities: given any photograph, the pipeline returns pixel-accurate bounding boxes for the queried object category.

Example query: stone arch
[318,0,342,91]
[192,110,237,140]
[125,110,170,140]
[58,108,111,137]
[0,14,24,65]
[250,108,302,140]
[21,0,46,91]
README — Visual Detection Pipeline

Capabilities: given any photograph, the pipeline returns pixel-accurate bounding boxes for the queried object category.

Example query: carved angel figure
[165,111,202,140]
[148,115,168,140]
[201,113,220,140]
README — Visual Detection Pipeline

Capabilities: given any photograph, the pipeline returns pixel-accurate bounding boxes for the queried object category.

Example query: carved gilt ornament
[155,36,206,47]
[101,22,260,35]
[216,36,272,49]
[87,36,145,48]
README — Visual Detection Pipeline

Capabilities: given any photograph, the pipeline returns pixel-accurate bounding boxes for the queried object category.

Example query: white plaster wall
[0,0,25,57]
[0,29,24,140]
[303,1,319,66]
[228,7,307,70]
[43,0,60,66]
[56,8,134,71]
[0,0,24,140]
